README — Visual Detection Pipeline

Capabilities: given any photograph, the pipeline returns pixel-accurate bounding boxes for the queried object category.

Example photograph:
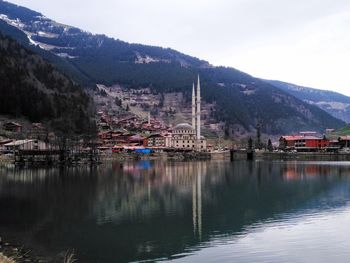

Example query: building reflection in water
[95,160,208,238]
[282,162,348,181]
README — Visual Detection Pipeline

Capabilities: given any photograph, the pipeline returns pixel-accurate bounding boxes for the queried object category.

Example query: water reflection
[192,162,203,241]
[0,161,350,262]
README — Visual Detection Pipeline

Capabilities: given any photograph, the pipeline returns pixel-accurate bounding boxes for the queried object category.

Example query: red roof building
[279,135,330,151]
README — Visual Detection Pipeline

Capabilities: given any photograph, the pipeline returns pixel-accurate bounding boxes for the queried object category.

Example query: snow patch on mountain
[134,52,170,64]
[37,31,58,38]
[27,34,37,45]
[242,89,256,96]
[135,54,160,64]
[0,14,25,29]
[56,52,77,59]
[306,100,350,111]
[25,33,57,50]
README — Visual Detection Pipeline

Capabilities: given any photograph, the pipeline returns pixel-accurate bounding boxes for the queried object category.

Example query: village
[0,78,214,164]
[1,77,350,163]
[2,115,350,165]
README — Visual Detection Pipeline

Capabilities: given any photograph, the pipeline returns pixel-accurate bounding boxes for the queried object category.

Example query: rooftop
[281,135,325,141]
[4,139,35,146]
[173,123,194,130]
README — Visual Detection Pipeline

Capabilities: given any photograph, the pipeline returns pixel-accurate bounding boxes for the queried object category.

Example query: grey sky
[10,0,350,95]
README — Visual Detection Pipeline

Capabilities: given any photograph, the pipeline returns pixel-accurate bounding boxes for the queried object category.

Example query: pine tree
[267,139,273,152]
[256,122,262,149]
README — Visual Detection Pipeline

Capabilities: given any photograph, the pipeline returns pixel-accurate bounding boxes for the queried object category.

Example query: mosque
[171,76,207,151]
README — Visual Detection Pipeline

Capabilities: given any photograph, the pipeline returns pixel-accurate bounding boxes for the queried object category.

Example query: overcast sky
[10,0,350,95]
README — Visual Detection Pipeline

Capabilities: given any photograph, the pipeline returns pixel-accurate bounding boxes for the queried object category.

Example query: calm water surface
[1,160,350,262]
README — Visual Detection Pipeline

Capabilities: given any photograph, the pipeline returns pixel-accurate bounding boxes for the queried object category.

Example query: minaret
[192,83,196,130]
[196,75,201,141]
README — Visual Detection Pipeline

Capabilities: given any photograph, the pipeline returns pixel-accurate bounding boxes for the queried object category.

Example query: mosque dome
[174,123,194,130]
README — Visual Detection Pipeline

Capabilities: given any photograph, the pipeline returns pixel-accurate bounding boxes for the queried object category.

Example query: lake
[1,160,350,262]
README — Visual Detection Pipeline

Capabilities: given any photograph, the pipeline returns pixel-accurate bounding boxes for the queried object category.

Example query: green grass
[328,125,350,138]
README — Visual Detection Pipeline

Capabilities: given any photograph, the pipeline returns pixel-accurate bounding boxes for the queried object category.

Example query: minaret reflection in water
[192,162,206,241]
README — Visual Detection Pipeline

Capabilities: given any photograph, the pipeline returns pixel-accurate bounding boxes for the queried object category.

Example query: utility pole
[256,122,262,150]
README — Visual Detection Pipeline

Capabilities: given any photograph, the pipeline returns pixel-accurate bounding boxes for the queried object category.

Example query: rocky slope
[267,80,350,123]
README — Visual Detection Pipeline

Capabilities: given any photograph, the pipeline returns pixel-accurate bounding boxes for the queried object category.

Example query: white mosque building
[171,76,207,151]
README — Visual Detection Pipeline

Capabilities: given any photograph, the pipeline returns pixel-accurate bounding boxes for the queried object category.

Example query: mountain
[0,0,346,134]
[0,32,95,135]
[267,80,350,123]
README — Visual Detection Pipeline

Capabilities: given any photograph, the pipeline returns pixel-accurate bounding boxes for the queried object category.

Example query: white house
[4,139,49,151]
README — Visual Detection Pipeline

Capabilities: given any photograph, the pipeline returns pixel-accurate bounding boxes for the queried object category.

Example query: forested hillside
[0,32,95,134]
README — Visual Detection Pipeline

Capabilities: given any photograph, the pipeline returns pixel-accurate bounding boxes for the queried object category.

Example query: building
[3,122,22,133]
[279,134,330,151]
[172,123,197,149]
[29,123,47,139]
[171,123,206,150]
[129,134,145,146]
[171,76,207,151]
[3,139,49,152]
[0,139,13,153]
[145,133,167,148]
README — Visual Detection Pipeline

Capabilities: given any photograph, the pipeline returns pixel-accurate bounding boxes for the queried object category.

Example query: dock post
[247,150,254,161]
[230,149,234,161]
[246,137,255,161]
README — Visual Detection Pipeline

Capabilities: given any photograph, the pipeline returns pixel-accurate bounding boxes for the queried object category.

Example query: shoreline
[228,151,350,162]
[257,151,350,161]
[0,151,213,167]
[0,235,76,263]
[2,151,350,167]
[0,253,15,263]
[0,236,39,263]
